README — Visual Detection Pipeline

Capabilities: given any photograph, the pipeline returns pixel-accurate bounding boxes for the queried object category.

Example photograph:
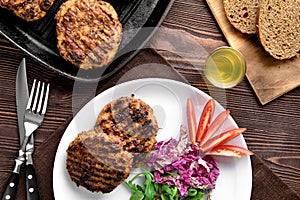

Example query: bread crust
[223,0,260,34]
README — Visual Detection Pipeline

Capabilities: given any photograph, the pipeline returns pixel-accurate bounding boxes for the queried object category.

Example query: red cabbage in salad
[146,126,220,198]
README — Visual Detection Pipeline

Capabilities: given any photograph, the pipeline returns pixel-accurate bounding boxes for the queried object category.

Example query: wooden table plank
[0,0,299,199]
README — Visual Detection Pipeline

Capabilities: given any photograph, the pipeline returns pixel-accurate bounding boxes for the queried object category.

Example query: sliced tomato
[196,99,215,143]
[207,145,254,158]
[199,109,230,146]
[186,98,197,144]
[201,128,247,153]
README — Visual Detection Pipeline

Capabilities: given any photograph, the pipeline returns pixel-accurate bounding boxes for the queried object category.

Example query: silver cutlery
[21,79,49,200]
[15,59,40,200]
[2,71,50,200]
[17,59,41,200]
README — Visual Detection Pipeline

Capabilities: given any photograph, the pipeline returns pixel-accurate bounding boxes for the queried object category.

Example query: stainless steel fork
[20,80,50,159]
[15,80,50,168]
[1,79,50,200]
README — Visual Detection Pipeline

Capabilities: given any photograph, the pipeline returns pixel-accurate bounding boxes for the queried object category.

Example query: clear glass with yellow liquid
[204,47,246,88]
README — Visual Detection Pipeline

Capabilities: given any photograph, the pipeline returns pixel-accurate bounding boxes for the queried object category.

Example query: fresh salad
[126,98,253,200]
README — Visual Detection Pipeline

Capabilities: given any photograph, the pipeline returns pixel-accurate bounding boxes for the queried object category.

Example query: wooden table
[0,0,299,199]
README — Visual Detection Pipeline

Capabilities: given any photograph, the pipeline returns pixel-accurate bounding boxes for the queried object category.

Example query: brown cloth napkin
[12,49,299,200]
[251,155,300,200]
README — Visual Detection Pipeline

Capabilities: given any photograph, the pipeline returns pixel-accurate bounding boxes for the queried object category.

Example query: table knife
[1,58,40,200]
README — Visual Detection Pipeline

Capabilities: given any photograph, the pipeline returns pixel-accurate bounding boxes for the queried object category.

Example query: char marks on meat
[66,96,159,193]
[0,0,55,21]
[66,130,133,193]
[95,95,159,167]
[55,0,122,69]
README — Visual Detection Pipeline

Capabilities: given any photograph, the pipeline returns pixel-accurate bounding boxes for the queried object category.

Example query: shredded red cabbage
[146,126,220,197]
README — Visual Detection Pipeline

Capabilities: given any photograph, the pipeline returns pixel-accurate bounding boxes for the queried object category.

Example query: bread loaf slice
[257,0,300,60]
[223,0,260,34]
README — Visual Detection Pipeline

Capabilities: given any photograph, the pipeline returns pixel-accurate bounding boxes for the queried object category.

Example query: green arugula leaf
[144,172,157,200]
[125,170,207,200]
[130,190,144,200]
[170,187,178,198]
[161,184,172,194]
[185,188,204,200]
[125,180,143,193]
[188,188,198,196]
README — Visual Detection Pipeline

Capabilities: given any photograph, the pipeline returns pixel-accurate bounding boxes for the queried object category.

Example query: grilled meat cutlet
[66,130,133,193]
[40,0,55,11]
[0,0,55,21]
[95,95,159,167]
[55,0,122,69]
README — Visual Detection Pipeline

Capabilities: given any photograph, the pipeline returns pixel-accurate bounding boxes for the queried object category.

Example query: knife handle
[1,172,19,200]
[25,164,40,200]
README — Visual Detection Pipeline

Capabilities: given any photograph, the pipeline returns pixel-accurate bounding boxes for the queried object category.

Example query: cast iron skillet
[0,0,174,82]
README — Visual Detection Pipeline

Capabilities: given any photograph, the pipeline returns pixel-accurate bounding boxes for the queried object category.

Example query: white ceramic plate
[53,78,252,200]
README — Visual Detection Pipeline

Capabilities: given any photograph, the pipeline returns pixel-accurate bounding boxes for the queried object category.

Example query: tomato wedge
[196,99,215,143]
[186,98,197,144]
[201,128,247,153]
[199,109,230,146]
[207,145,254,158]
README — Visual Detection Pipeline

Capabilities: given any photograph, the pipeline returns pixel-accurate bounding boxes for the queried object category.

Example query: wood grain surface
[154,0,300,196]
[0,0,299,199]
[205,0,300,105]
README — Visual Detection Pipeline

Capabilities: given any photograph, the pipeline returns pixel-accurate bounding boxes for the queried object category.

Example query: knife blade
[16,58,28,145]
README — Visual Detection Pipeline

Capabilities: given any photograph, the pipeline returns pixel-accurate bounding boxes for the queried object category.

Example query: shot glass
[204,46,246,89]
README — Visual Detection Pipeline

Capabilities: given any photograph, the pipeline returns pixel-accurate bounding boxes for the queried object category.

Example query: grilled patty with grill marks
[55,0,122,69]
[95,95,159,167]
[66,130,133,193]
[0,0,55,21]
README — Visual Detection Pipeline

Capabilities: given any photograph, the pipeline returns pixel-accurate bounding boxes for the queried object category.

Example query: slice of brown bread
[257,0,300,60]
[223,0,260,34]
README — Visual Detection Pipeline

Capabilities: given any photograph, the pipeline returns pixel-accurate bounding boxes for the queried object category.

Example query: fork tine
[41,83,50,115]
[32,81,41,112]
[36,82,45,113]
[26,79,36,110]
